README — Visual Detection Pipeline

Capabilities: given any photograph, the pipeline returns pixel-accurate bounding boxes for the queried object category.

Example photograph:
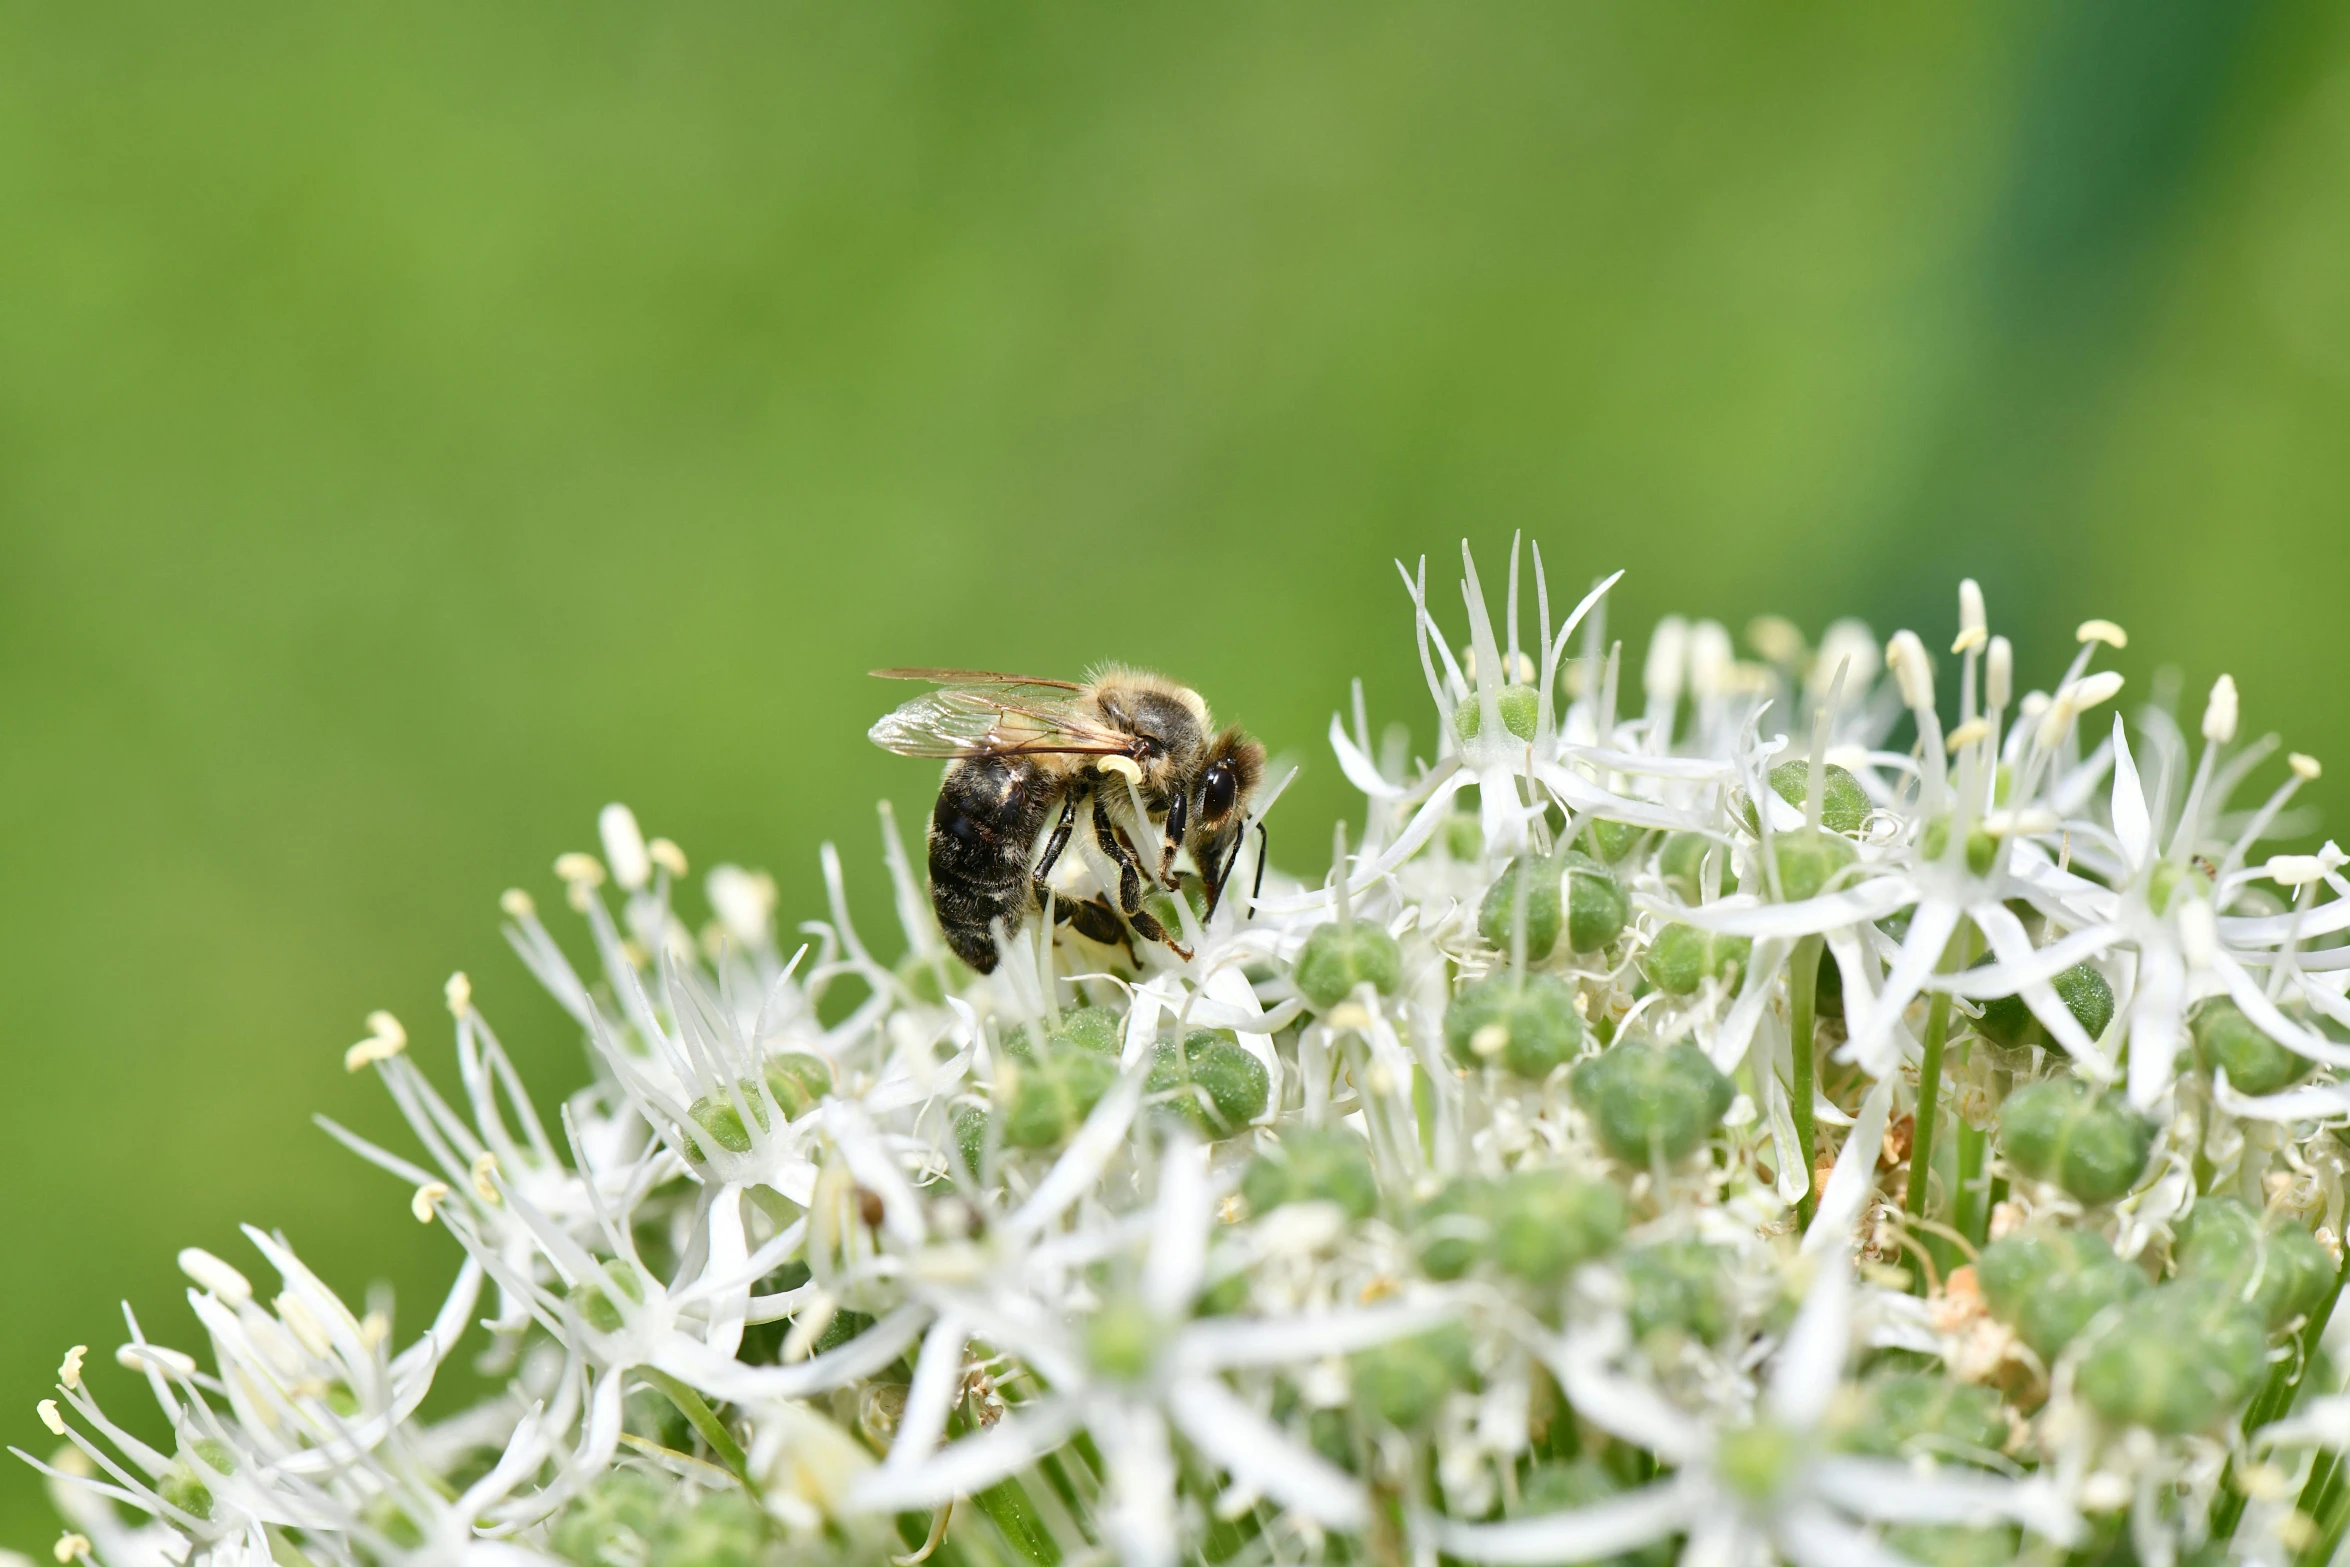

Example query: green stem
[1905,991,1951,1224]
[1790,935,1823,1230]
[634,1368,753,1487]
[946,1401,1064,1565]
[1953,1111,1985,1247]
[2218,1233,2350,1543]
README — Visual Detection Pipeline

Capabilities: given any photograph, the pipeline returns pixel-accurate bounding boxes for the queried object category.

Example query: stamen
[471,1150,502,1204]
[2076,619,2128,648]
[1952,579,1987,654]
[445,970,472,1016]
[38,1399,64,1435]
[649,837,689,877]
[412,1181,450,1223]
[600,803,653,891]
[499,888,535,918]
[2202,674,2239,745]
[56,1345,85,1389]
[177,1248,252,1303]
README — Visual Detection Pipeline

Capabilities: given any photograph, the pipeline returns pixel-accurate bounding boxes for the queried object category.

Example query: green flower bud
[1147,1029,1270,1137]
[1744,760,1869,837]
[1570,1039,1736,1164]
[1656,832,1719,903]
[2191,998,2316,1096]
[1639,924,1752,997]
[1053,1005,1124,1055]
[186,1438,236,1476]
[1762,829,1857,903]
[811,1308,875,1356]
[1416,1170,1624,1284]
[566,1259,648,1335]
[1443,975,1584,1078]
[1088,1297,1161,1381]
[1479,853,1627,959]
[952,1103,988,1177]
[552,1471,667,1567]
[1974,962,2115,1051]
[999,1047,1118,1151]
[1919,815,1998,876]
[1623,1241,1732,1347]
[2173,1197,2335,1330]
[1975,1227,2145,1359]
[2146,857,2212,917]
[1455,685,1542,743]
[2078,1280,2267,1434]
[1351,1325,1475,1426]
[1585,818,1646,864]
[1880,1526,2020,1567]
[1443,813,1487,861]
[1830,1374,2006,1462]
[158,1466,214,1522]
[1241,1128,1380,1222]
[684,1081,770,1157]
[1293,921,1404,1009]
[1998,1078,2155,1205]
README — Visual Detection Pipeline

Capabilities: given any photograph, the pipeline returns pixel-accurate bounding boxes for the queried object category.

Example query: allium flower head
[23,541,2350,1567]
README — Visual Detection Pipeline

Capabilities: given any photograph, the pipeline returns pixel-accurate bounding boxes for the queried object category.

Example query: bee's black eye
[1202,762,1238,822]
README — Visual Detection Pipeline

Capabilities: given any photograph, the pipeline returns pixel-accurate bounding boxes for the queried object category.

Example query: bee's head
[1187,728,1265,912]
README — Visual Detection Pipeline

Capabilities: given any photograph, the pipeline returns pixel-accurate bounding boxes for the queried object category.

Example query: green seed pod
[1454,684,1542,743]
[1880,1526,2021,1567]
[2191,998,2316,1096]
[1974,1227,2146,1359]
[1147,1028,1270,1137]
[1998,1077,2155,1205]
[1053,1005,1125,1055]
[999,1047,1119,1151]
[1351,1325,1476,1426]
[1415,1171,1617,1283]
[1974,962,2115,1052]
[1623,1241,1732,1347]
[2146,857,2212,917]
[186,1438,236,1477]
[1585,818,1646,864]
[2173,1197,2336,1330]
[1829,1374,2007,1461]
[1479,855,1561,960]
[684,1080,771,1157]
[1919,815,1999,876]
[1241,1128,1380,1221]
[1639,924,1752,997]
[1561,852,1630,953]
[1443,975,1584,1078]
[1743,760,1869,837]
[952,1103,988,1178]
[1570,1039,1736,1164]
[1763,829,1857,903]
[1293,921,1405,1009]
[551,1470,668,1567]
[567,1259,648,1335]
[1443,812,1486,862]
[762,1052,832,1119]
[2078,1280,2267,1434]
[1087,1297,1161,1381]
[158,1466,214,1522]
[1656,831,1719,903]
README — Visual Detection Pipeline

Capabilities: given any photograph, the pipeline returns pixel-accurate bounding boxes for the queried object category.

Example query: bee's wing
[870,667,1086,692]
[868,686,1134,760]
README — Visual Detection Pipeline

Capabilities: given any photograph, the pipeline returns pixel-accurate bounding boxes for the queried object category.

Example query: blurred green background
[5,0,2350,1543]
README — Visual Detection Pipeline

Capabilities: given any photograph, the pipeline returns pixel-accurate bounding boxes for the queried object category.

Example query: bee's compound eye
[1202,762,1239,822]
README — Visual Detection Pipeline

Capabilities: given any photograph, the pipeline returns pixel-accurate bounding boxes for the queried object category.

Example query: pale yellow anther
[2076,619,2128,648]
[37,1399,64,1436]
[412,1181,450,1224]
[177,1248,252,1304]
[1950,625,1987,655]
[499,887,535,919]
[2070,670,2126,710]
[1986,637,2013,712]
[649,837,688,878]
[554,852,606,887]
[1746,615,1807,666]
[277,1294,333,1359]
[599,803,652,891]
[1944,718,1991,752]
[344,1032,404,1073]
[1953,579,1987,654]
[1470,1023,1510,1059]
[445,971,472,1016]
[1098,755,1143,786]
[471,1150,502,1204]
[55,1532,91,1564]
[2202,674,2239,746]
[1885,631,1935,711]
[2018,691,2051,719]
[359,1311,390,1351]
[2292,753,2323,781]
[2269,855,2330,888]
[57,1345,86,1390]
[116,1344,197,1378]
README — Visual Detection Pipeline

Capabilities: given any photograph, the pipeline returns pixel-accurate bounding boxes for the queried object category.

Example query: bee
[868,667,1265,974]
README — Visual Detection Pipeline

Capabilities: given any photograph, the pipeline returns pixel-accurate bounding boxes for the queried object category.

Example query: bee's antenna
[1249,822,1270,913]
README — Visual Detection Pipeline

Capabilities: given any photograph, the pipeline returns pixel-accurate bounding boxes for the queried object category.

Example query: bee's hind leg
[1093,809,1193,963]
[1051,893,1138,963]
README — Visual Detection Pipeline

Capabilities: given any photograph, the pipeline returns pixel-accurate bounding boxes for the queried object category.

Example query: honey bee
[868,667,1265,974]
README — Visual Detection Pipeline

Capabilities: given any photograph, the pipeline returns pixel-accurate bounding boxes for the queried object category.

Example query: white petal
[1142,1140,1211,1317]
[1776,1504,1922,1567]
[1768,1250,1852,1429]
[1846,901,1960,1076]
[2110,716,2152,871]
[1419,1477,1693,1565]
[885,1315,970,1471]
[1809,1458,2080,1543]
[1095,1403,1178,1567]
[848,1396,1085,1512]
[1645,880,1915,942]
[1252,770,1474,916]
[1931,919,2123,1000]
[1165,1377,1366,1527]
[1966,902,2104,1066]
[1802,1074,1893,1260]
[1329,712,1404,799]
[2126,945,2185,1110]
[1710,938,1793,1073]
[1179,1300,1458,1369]
[1536,762,1707,832]
[1005,1064,1150,1242]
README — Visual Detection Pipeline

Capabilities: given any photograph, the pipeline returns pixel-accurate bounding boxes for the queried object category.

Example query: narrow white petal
[848,1396,1085,1512]
[1967,902,2103,1065]
[1165,1378,1366,1527]
[1143,1140,1211,1317]
[1777,1505,1921,1567]
[1421,1477,1692,1564]
[1180,1300,1458,1369]
[1810,1457,2080,1543]
[1644,881,1915,942]
[2127,945,2184,1109]
[1846,901,1960,1075]
[2110,716,2152,871]
[1329,713,1405,799]
[1802,1074,1893,1260]
[1769,1250,1852,1429]
[886,1315,970,1471]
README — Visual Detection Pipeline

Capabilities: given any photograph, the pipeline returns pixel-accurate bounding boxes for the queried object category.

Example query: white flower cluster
[25,541,2350,1567]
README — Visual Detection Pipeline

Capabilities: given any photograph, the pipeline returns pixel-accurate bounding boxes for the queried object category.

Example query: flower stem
[1790,934,1822,1231]
[634,1367,752,1488]
[1905,921,1971,1290]
[2215,1234,2350,1543]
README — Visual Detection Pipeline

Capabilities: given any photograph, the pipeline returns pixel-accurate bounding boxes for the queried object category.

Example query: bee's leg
[1157,789,1188,889]
[1094,807,1193,962]
[1053,894,1137,961]
[1031,791,1081,887]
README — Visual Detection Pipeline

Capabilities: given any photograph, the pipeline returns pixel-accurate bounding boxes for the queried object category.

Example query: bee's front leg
[1093,804,1193,962]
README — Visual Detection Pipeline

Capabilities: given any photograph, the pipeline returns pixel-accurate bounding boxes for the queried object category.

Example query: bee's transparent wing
[868,686,1133,760]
